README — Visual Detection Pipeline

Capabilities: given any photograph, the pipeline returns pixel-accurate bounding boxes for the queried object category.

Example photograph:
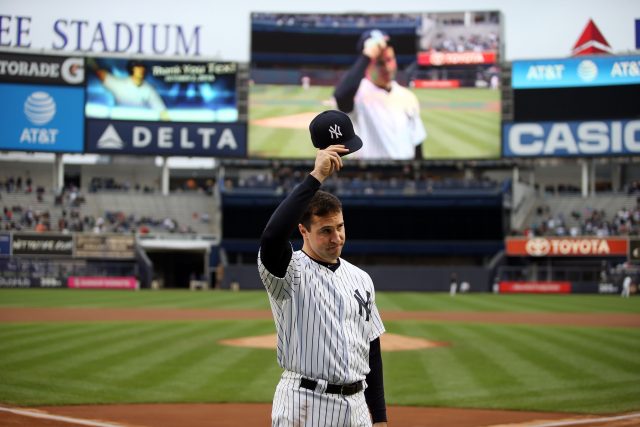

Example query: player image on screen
[85,58,239,123]
[88,58,169,121]
[334,29,427,160]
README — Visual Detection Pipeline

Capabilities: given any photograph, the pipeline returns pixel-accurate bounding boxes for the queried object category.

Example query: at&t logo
[20,91,60,145]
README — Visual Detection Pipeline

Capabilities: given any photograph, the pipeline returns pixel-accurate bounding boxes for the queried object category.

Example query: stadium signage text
[417,51,496,66]
[499,281,571,294]
[12,233,74,256]
[512,55,640,88]
[0,53,84,85]
[86,120,247,157]
[502,119,640,157]
[0,15,201,56]
[505,237,629,257]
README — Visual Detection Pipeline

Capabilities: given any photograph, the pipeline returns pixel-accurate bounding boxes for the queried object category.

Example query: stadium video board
[85,58,238,122]
[249,11,502,160]
[85,57,248,157]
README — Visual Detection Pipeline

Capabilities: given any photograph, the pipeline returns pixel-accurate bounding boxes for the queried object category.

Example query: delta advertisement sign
[505,237,628,257]
[502,119,640,157]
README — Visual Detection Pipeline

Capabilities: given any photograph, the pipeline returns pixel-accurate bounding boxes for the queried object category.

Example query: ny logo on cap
[329,124,342,139]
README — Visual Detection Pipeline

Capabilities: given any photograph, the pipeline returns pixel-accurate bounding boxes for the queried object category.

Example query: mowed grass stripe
[569,327,640,350]
[0,323,159,366]
[383,323,448,404]
[525,326,640,372]
[109,322,273,395]
[422,118,498,159]
[427,110,497,153]
[2,290,640,313]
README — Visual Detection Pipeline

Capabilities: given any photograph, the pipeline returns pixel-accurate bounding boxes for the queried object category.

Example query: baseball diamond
[0,290,639,427]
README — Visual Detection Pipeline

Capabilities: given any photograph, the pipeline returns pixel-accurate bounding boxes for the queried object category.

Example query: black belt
[299,377,363,396]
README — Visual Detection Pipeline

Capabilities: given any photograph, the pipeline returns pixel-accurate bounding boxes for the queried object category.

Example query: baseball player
[258,112,387,426]
[621,275,632,298]
[334,29,426,160]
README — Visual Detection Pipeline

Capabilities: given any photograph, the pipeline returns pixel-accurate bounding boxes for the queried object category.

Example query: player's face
[370,46,397,88]
[131,65,146,86]
[300,211,345,264]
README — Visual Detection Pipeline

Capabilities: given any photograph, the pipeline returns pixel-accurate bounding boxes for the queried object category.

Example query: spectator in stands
[334,29,426,160]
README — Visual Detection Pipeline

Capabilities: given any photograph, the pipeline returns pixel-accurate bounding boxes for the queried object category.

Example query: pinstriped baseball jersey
[258,248,385,384]
[350,79,426,160]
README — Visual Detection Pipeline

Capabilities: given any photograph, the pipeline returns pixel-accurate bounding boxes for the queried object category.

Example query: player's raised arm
[259,145,348,278]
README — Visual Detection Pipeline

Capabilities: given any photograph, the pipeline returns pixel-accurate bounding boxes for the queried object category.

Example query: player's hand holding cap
[358,29,389,59]
[309,110,363,156]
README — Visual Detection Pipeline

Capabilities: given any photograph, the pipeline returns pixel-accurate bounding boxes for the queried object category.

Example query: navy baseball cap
[309,110,362,156]
[356,29,390,52]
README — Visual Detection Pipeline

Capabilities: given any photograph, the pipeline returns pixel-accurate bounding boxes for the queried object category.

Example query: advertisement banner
[505,237,628,257]
[0,52,84,85]
[502,119,640,158]
[0,276,64,288]
[85,58,238,123]
[67,276,138,289]
[86,119,247,157]
[0,83,84,152]
[12,233,74,256]
[0,233,10,256]
[499,281,571,294]
[512,55,640,89]
[75,234,135,259]
[417,51,496,66]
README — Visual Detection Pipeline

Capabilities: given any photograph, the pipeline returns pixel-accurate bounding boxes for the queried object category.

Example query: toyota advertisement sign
[505,237,629,257]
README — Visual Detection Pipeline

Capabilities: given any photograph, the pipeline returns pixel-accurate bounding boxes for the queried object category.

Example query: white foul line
[0,406,127,427]
[511,412,640,427]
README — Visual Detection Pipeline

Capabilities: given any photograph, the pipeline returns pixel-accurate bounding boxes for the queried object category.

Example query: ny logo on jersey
[353,290,371,321]
[328,124,342,139]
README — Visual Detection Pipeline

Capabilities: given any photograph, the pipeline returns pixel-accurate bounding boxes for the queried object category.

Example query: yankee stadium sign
[0,14,201,57]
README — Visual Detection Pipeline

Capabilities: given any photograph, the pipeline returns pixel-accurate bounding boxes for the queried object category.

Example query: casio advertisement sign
[86,119,247,157]
[503,119,640,157]
[0,53,84,85]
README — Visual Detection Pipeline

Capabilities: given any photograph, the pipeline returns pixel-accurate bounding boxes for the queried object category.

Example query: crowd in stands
[221,165,502,196]
[252,12,419,29]
[1,176,210,235]
[88,177,156,194]
[520,202,640,237]
[430,32,499,53]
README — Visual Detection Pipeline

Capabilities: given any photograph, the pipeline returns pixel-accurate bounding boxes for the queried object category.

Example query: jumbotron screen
[85,57,238,123]
[249,11,503,160]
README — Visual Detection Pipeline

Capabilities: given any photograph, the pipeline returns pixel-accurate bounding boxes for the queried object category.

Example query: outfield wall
[222,264,490,292]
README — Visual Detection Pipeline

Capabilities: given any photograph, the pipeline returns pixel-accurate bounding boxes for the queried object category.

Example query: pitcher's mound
[219,333,448,351]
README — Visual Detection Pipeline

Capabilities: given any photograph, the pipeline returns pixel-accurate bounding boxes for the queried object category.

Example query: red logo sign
[499,281,571,294]
[418,51,497,66]
[506,237,628,257]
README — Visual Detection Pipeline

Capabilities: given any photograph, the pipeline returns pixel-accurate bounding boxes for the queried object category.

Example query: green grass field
[0,290,639,414]
[248,84,501,160]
